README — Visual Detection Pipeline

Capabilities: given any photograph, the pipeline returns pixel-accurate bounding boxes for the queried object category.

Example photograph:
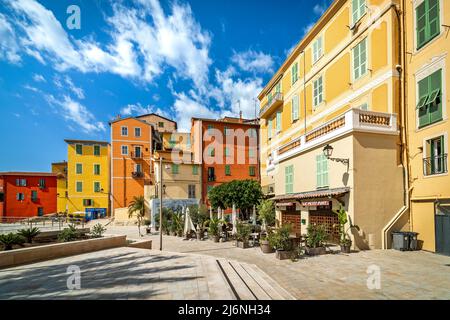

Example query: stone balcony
[260,92,283,119]
[266,108,398,172]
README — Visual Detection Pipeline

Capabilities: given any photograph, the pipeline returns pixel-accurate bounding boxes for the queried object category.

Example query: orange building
[109,113,176,214]
[191,116,260,204]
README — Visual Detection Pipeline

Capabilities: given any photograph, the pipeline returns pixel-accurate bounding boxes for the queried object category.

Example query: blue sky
[0,0,332,172]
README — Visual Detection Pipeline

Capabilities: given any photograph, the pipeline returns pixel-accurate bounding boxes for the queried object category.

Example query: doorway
[435,202,450,256]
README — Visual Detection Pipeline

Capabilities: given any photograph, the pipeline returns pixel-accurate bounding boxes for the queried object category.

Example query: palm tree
[128,195,146,237]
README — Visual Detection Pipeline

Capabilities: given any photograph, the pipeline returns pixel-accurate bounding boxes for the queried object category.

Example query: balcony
[130,152,143,159]
[132,171,144,178]
[260,92,283,118]
[268,108,398,170]
[208,175,216,182]
[423,154,448,176]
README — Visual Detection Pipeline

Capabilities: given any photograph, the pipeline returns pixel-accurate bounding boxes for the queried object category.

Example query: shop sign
[301,200,330,207]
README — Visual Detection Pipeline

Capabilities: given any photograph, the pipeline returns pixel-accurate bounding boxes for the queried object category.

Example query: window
[275,82,281,93]
[316,154,329,189]
[313,36,323,63]
[188,185,196,199]
[268,92,272,105]
[94,145,100,156]
[186,135,191,148]
[276,111,282,133]
[352,0,366,25]
[75,144,83,155]
[158,122,164,128]
[169,139,176,148]
[94,182,101,193]
[121,126,128,136]
[313,76,324,107]
[94,164,101,175]
[285,165,294,194]
[38,178,45,189]
[192,165,199,175]
[16,179,26,186]
[224,126,230,136]
[208,167,215,181]
[171,164,179,174]
[134,127,141,137]
[249,128,257,138]
[31,191,38,201]
[207,124,214,135]
[76,181,83,192]
[291,62,298,84]
[16,193,25,201]
[0,193,4,202]
[83,199,93,206]
[268,119,273,139]
[416,0,440,49]
[353,38,367,80]
[134,146,142,157]
[76,163,83,174]
[121,145,128,155]
[417,69,442,128]
[249,166,256,177]
[225,165,231,176]
[424,136,447,176]
[359,103,369,111]
[135,163,142,173]
[208,147,215,157]
[249,148,255,158]
[225,147,230,157]
[292,95,299,121]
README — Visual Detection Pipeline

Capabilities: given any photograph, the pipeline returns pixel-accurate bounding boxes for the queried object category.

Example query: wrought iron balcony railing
[423,154,448,176]
[132,171,144,178]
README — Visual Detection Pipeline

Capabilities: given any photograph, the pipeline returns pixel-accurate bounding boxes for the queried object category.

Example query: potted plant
[190,204,209,241]
[334,206,359,253]
[260,232,275,253]
[235,222,251,249]
[154,214,160,231]
[172,214,183,237]
[208,217,224,242]
[143,219,151,234]
[269,224,293,260]
[257,199,276,232]
[305,224,328,256]
[17,227,41,244]
[0,233,25,251]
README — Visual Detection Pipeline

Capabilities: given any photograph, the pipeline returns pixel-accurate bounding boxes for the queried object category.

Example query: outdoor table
[249,233,260,247]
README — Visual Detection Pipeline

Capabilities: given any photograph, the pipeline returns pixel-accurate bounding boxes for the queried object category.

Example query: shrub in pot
[257,199,276,232]
[334,206,360,253]
[90,223,106,238]
[305,224,328,256]
[208,217,224,243]
[17,227,41,243]
[143,219,151,234]
[0,233,25,250]
[270,224,293,260]
[235,222,251,248]
[260,232,275,254]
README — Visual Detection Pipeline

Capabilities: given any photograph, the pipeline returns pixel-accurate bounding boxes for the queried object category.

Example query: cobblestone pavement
[106,226,450,300]
[0,247,236,300]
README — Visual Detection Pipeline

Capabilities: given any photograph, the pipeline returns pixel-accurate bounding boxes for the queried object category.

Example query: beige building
[403,0,450,254]
[259,0,408,249]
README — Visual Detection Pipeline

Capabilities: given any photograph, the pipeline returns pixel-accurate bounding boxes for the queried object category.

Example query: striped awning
[270,187,350,202]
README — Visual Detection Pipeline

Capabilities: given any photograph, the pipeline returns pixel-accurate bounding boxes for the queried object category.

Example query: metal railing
[260,92,283,117]
[423,154,448,176]
[132,171,144,178]
[0,215,85,234]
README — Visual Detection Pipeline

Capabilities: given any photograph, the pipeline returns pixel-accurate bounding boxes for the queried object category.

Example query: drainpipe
[381,1,410,249]
[303,50,307,134]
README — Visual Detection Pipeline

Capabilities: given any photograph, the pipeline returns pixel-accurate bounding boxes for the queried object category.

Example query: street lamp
[322,144,349,166]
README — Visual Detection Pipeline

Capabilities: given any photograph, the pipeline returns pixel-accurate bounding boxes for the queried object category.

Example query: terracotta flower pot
[213,235,220,243]
[236,240,250,249]
[275,250,293,260]
[340,244,351,253]
[260,240,274,254]
[306,246,326,256]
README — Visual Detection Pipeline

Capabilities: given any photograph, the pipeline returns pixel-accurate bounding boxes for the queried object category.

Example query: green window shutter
[322,155,329,187]
[416,1,427,48]
[291,63,298,84]
[316,155,322,187]
[276,111,282,132]
[94,182,100,193]
[276,82,281,93]
[285,165,293,194]
[192,165,198,175]
[352,0,359,24]
[249,166,255,176]
[76,144,82,155]
[76,182,82,192]
[225,165,231,176]
[428,69,442,123]
[76,164,82,174]
[225,147,229,156]
[268,119,272,139]
[31,191,37,201]
[316,155,328,188]
[418,76,430,127]
[427,0,440,40]
[94,164,100,175]
[94,145,100,156]
[353,38,367,80]
[268,92,272,104]
[292,95,299,121]
[172,164,179,174]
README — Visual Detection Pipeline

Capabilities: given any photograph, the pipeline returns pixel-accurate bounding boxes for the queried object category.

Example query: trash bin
[392,231,409,251]
[407,232,419,251]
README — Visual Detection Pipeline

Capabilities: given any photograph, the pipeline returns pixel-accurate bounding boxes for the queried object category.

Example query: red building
[191,116,260,205]
[0,172,57,218]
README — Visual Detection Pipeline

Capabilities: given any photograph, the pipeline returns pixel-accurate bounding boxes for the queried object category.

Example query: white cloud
[120,102,170,119]
[46,95,105,133]
[23,84,40,93]
[32,73,46,82]
[172,92,219,131]
[64,76,85,100]
[231,50,274,74]
[0,13,21,64]
[313,3,327,15]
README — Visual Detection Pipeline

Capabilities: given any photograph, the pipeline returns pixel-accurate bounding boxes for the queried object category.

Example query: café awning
[276,202,294,207]
[270,187,350,202]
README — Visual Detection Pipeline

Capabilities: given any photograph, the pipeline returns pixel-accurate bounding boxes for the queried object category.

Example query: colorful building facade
[0,172,57,218]
[51,161,68,213]
[191,116,260,205]
[65,140,110,217]
[258,0,407,249]
[404,0,450,254]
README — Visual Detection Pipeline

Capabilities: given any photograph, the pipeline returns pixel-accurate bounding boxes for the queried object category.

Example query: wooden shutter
[268,119,272,138]
[429,69,442,123]
[427,0,440,40]
[225,165,231,175]
[418,76,430,127]
[276,111,281,132]
[352,0,359,24]
[322,156,329,187]
[292,95,299,120]
[416,2,427,48]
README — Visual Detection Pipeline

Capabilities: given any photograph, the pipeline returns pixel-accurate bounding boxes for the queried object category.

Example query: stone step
[216,258,256,300]
[200,257,235,300]
[228,261,271,300]
[245,264,296,300]
[239,262,285,300]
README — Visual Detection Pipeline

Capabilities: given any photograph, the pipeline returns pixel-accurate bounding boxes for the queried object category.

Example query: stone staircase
[201,256,295,300]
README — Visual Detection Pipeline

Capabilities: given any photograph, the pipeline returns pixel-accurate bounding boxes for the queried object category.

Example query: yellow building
[259,0,408,249]
[65,139,110,217]
[403,0,450,254]
[51,161,68,213]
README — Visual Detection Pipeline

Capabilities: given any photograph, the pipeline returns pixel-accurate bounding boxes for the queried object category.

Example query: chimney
[239,111,243,123]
